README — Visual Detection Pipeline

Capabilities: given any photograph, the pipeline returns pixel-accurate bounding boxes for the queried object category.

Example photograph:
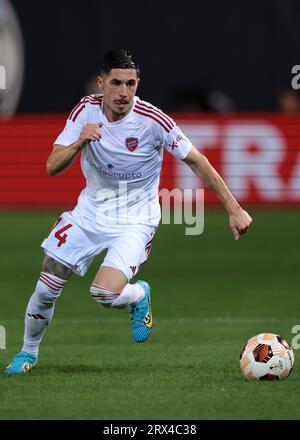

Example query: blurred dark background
[7,0,300,112]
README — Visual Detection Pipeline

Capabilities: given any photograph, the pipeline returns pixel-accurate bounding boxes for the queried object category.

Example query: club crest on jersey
[125,137,139,152]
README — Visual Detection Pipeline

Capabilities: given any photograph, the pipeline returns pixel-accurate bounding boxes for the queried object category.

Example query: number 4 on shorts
[55,224,73,247]
[46,217,73,247]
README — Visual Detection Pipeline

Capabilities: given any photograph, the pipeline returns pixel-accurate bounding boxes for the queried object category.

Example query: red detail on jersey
[125,137,139,151]
[168,135,182,150]
[68,95,103,121]
[68,99,90,120]
[168,141,178,150]
[136,100,174,121]
[135,104,173,132]
[136,101,175,131]
[133,108,171,133]
[82,98,102,104]
[72,104,86,122]
[68,104,81,121]
[85,94,103,100]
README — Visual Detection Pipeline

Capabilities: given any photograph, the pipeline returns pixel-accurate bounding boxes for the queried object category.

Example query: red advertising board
[0,113,300,209]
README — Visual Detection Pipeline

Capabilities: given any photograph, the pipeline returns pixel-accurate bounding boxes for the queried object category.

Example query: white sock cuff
[90,284,121,307]
[40,272,68,284]
[39,272,67,294]
[111,283,144,308]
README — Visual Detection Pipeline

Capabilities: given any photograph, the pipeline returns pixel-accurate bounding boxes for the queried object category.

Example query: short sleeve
[54,99,88,146]
[162,125,193,160]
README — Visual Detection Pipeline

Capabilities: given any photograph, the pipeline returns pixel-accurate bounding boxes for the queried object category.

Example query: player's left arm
[183,145,253,240]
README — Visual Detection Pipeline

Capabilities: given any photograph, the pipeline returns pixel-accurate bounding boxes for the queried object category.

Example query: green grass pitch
[0,210,299,420]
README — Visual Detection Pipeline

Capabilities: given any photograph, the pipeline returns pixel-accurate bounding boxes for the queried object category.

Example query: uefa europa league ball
[240,333,294,381]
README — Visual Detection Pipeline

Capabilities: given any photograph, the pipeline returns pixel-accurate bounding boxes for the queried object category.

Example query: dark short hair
[99,49,140,77]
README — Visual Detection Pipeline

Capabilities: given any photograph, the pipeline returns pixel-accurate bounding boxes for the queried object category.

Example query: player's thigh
[41,255,73,280]
[100,227,156,283]
[92,266,128,292]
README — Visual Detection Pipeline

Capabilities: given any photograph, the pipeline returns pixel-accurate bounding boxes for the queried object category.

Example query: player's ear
[97,75,104,92]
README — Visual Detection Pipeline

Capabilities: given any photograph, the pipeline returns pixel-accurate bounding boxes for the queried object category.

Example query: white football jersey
[54,94,192,229]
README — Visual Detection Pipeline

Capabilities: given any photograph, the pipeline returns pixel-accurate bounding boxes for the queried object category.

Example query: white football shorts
[41,211,156,280]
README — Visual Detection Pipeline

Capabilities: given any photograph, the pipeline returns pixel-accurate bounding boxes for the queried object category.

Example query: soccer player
[5,49,252,373]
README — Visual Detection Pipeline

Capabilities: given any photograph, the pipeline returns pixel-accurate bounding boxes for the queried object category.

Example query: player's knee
[90,284,120,308]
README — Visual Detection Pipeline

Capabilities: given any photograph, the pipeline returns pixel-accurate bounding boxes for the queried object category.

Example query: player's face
[98,69,140,119]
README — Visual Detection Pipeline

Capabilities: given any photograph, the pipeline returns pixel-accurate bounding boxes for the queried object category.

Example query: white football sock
[22,272,67,356]
[90,282,145,309]
[111,283,145,309]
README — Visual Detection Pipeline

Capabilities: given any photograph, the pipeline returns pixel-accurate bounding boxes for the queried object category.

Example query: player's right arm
[46,123,102,176]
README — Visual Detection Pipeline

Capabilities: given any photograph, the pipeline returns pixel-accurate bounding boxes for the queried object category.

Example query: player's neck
[103,101,133,122]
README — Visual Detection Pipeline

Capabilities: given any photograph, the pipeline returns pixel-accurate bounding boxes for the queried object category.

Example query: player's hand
[79,123,103,143]
[229,208,253,240]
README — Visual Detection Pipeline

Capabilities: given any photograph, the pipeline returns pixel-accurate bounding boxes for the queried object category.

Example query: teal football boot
[4,351,38,374]
[129,280,153,343]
